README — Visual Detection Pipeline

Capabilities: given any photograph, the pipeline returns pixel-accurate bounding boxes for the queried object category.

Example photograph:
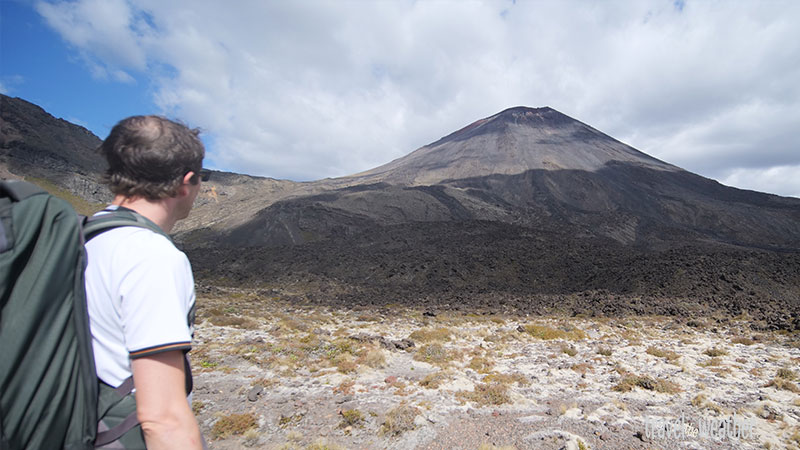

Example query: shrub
[414,343,458,365]
[646,346,679,361]
[613,375,681,394]
[339,409,364,428]
[765,377,800,393]
[597,346,613,356]
[359,346,387,369]
[456,383,511,406]
[381,404,420,436]
[482,372,530,387]
[468,356,494,373]
[212,413,258,439]
[419,371,450,389]
[522,324,586,341]
[561,345,578,357]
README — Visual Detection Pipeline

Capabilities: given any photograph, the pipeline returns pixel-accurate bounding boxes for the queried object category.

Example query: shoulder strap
[83,208,172,243]
[0,180,47,202]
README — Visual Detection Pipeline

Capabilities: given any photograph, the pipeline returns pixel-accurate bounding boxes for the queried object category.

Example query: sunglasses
[197,168,211,182]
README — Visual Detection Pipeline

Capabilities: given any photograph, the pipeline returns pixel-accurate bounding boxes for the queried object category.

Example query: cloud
[35,0,800,196]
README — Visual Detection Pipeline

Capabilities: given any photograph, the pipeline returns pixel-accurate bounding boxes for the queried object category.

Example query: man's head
[100,115,205,200]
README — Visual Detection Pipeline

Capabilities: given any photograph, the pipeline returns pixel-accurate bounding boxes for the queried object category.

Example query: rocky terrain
[4,95,799,331]
[4,95,800,449]
[191,288,800,450]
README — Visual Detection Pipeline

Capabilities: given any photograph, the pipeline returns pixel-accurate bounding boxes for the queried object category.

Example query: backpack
[0,180,168,450]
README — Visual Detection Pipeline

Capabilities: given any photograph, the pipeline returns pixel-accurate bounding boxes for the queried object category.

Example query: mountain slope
[347,106,677,186]
[0,94,108,202]
[199,107,800,251]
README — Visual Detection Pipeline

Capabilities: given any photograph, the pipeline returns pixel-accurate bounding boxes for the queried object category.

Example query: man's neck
[111,195,178,233]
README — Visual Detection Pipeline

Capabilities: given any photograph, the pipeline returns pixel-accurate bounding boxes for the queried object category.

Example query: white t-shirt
[85,212,195,388]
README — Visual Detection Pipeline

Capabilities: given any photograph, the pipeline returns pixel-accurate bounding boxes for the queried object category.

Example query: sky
[1,0,799,198]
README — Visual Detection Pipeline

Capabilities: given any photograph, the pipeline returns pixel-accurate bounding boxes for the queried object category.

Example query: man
[85,115,206,449]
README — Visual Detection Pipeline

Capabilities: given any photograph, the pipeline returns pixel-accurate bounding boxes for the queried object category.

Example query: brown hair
[100,115,205,200]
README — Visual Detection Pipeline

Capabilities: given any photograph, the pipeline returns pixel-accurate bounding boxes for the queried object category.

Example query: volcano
[203,106,800,251]
[3,96,799,329]
[182,106,800,329]
[349,106,677,185]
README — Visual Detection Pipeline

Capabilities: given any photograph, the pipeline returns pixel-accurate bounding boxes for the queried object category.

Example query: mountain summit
[350,106,676,186]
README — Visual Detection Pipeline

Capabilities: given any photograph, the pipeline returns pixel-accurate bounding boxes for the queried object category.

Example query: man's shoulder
[87,226,187,264]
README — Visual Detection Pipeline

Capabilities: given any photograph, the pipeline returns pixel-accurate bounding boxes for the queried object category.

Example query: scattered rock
[247,385,263,402]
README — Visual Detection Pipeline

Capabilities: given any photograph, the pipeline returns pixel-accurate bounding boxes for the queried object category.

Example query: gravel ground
[191,294,800,450]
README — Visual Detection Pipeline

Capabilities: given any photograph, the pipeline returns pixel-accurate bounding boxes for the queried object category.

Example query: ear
[179,172,195,197]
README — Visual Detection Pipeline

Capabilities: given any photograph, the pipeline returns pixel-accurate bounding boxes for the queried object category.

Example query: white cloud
[35,0,800,196]
[722,165,800,199]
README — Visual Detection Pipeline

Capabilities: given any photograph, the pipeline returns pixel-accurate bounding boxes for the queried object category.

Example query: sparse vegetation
[765,377,800,393]
[482,372,530,386]
[731,336,755,345]
[409,327,453,342]
[597,346,613,356]
[419,371,451,389]
[414,343,458,365]
[212,412,258,439]
[646,346,679,361]
[468,356,494,373]
[613,375,681,394]
[561,344,578,357]
[776,368,797,380]
[704,347,728,357]
[24,176,105,216]
[522,323,586,341]
[380,404,420,436]
[691,393,722,413]
[699,357,723,367]
[339,409,365,428]
[456,382,511,406]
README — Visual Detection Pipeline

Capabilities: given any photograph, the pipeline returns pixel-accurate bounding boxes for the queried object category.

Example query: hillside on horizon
[2,94,799,331]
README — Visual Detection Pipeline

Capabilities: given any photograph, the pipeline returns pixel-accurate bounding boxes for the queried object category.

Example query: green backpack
[0,180,167,449]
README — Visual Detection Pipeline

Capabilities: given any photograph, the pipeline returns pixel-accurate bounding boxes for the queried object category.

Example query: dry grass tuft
[597,346,613,356]
[560,344,578,357]
[731,336,755,346]
[482,372,530,387]
[456,383,511,406]
[613,375,681,394]
[468,356,494,373]
[419,371,451,389]
[358,346,387,369]
[699,357,723,367]
[704,347,728,357]
[211,412,258,439]
[413,343,459,365]
[764,377,800,393]
[646,346,679,361]
[522,323,586,341]
[776,368,797,380]
[339,409,365,428]
[409,327,453,342]
[380,404,420,436]
[691,393,723,413]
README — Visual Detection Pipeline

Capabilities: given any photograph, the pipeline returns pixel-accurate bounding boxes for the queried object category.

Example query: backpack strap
[94,377,138,448]
[83,207,172,243]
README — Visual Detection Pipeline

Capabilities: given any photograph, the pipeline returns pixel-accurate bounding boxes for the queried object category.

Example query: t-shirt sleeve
[115,232,194,359]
